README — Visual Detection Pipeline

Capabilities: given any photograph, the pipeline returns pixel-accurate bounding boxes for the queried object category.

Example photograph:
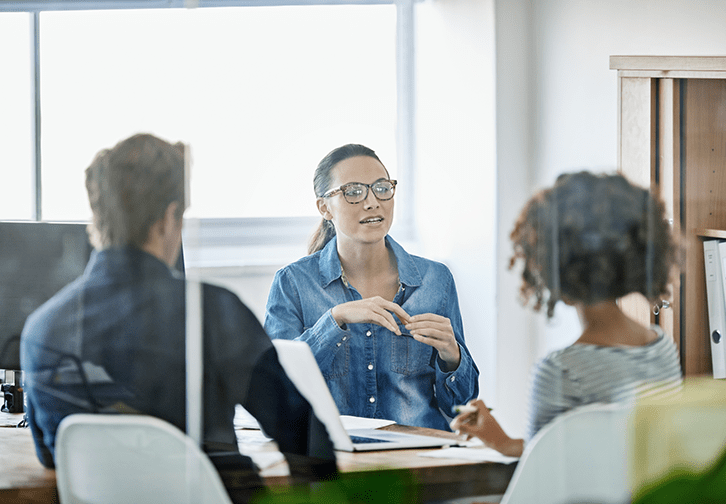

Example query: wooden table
[1,412,516,504]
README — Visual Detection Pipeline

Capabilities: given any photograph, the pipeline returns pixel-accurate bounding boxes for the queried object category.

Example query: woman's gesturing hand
[331,296,411,335]
[404,313,461,370]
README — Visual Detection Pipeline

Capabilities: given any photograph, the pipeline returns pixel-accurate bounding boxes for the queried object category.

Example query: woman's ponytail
[308,218,336,255]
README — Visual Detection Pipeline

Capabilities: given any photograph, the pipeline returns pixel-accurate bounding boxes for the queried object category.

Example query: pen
[453,404,493,414]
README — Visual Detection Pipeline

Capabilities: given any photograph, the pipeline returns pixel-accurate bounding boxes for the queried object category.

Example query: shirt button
[336,342,341,347]
[450,375,456,382]
[369,397,376,403]
[342,336,347,341]
[367,363,373,370]
[366,331,372,337]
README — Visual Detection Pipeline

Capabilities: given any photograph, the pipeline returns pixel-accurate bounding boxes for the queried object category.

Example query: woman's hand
[331,296,411,335]
[450,399,524,458]
[404,313,461,370]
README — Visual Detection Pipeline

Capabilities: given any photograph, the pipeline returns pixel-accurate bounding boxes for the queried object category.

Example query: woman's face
[317,155,395,248]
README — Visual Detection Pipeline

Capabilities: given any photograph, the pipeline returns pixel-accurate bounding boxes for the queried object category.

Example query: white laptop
[272,339,459,452]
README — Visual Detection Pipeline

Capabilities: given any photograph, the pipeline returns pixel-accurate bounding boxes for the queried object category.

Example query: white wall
[495,0,726,438]
[414,0,497,403]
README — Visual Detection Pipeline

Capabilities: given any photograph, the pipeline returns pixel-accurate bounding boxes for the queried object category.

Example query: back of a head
[510,171,677,317]
[85,133,185,250]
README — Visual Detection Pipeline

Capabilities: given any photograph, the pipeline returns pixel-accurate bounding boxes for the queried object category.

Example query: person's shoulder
[282,252,321,272]
[202,281,246,310]
[201,282,265,331]
[534,346,574,372]
[389,238,453,277]
[272,252,326,287]
[22,277,85,338]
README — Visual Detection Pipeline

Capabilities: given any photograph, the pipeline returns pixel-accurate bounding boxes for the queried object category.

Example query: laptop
[271,339,460,452]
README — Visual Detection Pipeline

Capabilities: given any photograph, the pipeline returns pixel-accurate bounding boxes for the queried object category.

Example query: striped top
[526,325,682,441]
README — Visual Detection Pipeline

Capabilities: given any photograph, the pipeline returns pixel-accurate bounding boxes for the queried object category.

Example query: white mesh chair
[55,414,233,504]
[500,402,632,504]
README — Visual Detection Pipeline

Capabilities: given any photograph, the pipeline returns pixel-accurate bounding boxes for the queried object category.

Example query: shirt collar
[88,246,175,280]
[318,235,423,288]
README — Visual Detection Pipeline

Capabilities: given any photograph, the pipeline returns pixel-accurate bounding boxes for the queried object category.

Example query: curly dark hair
[509,171,677,318]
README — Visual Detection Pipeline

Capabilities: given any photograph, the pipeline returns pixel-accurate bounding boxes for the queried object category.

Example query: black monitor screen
[0,222,93,370]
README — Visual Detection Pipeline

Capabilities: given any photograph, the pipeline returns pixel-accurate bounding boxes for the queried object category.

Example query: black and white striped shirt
[526,325,682,441]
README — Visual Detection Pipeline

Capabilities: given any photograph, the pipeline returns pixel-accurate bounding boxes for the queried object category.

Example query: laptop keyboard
[350,435,393,444]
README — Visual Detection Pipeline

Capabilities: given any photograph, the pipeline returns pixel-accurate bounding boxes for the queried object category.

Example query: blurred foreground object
[632,378,726,502]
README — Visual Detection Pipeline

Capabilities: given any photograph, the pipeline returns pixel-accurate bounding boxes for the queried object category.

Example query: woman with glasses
[264,144,479,430]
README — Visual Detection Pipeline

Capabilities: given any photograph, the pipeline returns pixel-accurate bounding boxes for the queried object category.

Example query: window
[0,13,33,220]
[1,0,414,266]
[39,6,398,221]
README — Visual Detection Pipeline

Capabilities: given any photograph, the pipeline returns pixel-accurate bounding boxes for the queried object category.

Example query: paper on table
[235,406,396,432]
[418,446,519,464]
[237,430,284,470]
[234,405,262,429]
[249,451,286,470]
[340,415,396,430]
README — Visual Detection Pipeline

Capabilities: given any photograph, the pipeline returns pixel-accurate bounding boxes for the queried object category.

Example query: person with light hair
[21,133,337,503]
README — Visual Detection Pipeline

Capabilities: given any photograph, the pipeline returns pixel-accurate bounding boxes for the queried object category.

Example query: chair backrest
[500,402,631,504]
[55,414,233,504]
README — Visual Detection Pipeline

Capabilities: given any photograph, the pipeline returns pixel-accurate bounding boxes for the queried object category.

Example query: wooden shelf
[696,229,726,240]
[615,56,726,377]
[610,55,726,72]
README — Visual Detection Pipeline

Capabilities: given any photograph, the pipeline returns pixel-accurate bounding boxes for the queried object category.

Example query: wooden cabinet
[611,56,726,376]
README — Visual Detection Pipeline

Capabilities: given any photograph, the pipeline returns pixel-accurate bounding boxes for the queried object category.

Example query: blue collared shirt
[20,247,336,477]
[264,236,479,430]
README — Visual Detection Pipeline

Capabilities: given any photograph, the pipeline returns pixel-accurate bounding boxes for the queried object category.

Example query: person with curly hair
[451,171,682,457]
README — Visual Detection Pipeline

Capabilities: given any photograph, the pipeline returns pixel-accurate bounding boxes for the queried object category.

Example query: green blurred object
[252,470,419,504]
[633,445,726,504]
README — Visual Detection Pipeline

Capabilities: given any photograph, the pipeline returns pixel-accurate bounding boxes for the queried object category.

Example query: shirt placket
[364,324,377,416]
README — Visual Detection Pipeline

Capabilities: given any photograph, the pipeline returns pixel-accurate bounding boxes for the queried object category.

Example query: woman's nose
[362,189,379,209]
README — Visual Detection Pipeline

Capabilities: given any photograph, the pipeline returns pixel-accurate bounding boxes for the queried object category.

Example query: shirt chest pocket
[390,336,433,375]
[321,339,350,379]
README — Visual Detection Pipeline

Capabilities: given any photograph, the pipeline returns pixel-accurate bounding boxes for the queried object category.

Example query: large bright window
[38,6,397,221]
[0,13,33,221]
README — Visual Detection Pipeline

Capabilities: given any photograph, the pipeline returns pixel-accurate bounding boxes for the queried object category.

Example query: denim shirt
[264,236,479,431]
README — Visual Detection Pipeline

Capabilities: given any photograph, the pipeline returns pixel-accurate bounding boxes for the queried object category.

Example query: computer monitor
[0,221,186,371]
[0,222,93,371]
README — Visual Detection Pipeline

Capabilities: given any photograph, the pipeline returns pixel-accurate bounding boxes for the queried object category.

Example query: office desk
[1,412,516,504]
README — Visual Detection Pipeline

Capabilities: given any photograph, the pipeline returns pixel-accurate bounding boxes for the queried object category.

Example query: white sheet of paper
[418,446,519,464]
[235,406,397,433]
[340,415,396,430]
[248,451,286,470]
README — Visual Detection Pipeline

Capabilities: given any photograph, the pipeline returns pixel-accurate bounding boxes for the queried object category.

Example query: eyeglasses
[322,179,398,204]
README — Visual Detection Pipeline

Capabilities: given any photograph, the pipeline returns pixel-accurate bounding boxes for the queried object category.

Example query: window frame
[1,0,417,268]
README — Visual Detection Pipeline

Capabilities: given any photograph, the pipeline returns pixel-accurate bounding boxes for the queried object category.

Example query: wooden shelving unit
[611,56,726,376]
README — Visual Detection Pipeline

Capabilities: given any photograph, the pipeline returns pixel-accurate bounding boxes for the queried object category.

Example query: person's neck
[336,238,391,277]
[575,300,657,347]
[336,237,399,300]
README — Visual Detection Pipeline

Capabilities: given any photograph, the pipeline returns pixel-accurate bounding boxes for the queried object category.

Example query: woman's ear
[316,198,332,221]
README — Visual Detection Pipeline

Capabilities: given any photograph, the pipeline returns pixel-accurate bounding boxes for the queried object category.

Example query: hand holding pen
[450,399,491,438]
[450,399,524,458]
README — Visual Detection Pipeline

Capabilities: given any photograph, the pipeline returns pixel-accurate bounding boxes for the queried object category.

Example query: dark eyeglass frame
[322,178,398,204]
